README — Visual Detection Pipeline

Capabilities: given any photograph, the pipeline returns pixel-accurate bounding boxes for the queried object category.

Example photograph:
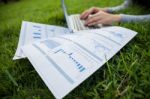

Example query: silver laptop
[61,0,102,32]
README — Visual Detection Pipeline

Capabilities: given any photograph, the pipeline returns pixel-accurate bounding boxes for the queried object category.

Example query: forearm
[120,14,150,22]
[106,0,132,13]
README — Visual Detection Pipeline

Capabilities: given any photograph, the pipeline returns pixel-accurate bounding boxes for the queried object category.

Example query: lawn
[0,0,150,98]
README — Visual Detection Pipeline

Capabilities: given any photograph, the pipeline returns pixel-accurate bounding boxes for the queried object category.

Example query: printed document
[22,26,137,99]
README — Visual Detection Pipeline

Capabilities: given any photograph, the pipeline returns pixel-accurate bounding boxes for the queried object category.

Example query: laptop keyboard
[71,14,102,31]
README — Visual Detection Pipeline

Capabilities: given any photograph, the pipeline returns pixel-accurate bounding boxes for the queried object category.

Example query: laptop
[61,0,103,32]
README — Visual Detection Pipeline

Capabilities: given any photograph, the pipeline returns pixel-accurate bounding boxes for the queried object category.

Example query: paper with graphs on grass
[13,21,70,60]
[22,26,137,99]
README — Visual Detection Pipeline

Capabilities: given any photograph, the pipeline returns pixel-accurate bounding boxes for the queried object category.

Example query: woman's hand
[80,7,107,20]
[84,11,121,26]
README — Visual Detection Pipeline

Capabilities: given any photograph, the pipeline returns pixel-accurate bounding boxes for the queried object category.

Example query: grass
[0,0,150,98]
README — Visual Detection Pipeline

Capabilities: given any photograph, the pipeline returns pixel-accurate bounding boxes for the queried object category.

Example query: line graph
[92,39,110,54]
[54,49,86,72]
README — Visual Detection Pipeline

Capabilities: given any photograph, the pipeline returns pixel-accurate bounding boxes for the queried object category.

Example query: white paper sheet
[22,26,137,99]
[13,21,70,60]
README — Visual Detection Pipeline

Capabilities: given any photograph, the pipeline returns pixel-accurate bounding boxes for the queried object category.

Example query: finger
[85,13,102,25]
[80,10,89,20]
[80,7,97,20]
[88,20,103,26]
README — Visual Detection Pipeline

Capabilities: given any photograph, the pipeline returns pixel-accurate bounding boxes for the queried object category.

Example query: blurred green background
[0,0,150,98]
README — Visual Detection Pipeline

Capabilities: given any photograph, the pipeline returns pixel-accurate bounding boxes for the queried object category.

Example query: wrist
[101,8,108,12]
[113,14,121,22]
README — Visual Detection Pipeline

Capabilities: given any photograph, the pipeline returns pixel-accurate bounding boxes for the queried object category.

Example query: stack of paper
[13,21,137,99]
[13,21,71,60]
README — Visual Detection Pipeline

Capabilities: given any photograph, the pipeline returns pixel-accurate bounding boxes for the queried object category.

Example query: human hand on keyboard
[84,11,121,26]
[80,7,107,20]
[80,7,121,26]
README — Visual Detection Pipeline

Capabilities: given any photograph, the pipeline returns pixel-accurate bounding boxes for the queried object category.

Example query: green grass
[0,0,150,98]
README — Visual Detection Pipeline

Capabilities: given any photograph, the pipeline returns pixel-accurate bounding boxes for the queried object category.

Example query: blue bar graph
[33,25,41,28]
[33,33,41,35]
[33,36,41,39]
[80,67,85,72]
[33,32,41,39]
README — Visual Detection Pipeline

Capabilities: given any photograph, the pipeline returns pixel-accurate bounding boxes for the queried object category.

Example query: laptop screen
[61,0,72,29]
